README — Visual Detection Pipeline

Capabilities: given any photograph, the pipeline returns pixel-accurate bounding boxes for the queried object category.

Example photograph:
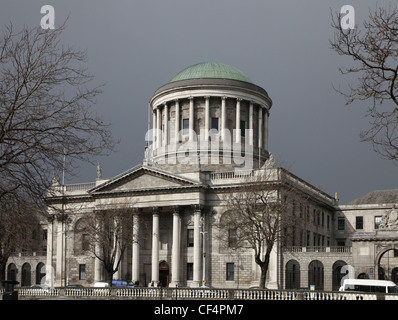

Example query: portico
[116,203,206,288]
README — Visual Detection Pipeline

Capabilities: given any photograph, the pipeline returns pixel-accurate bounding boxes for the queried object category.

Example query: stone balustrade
[5,287,397,300]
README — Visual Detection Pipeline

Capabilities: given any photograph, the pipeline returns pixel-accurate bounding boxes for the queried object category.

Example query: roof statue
[262,153,275,169]
[379,204,398,230]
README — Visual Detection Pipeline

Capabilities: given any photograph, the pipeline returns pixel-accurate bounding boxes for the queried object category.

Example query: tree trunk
[0,255,8,284]
[257,247,271,289]
[104,270,113,288]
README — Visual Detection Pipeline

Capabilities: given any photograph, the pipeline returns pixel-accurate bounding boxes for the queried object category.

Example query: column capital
[221,95,227,100]
[236,97,242,101]
[55,213,70,223]
[172,205,180,214]
[191,204,204,213]
[189,96,194,101]
[132,207,142,214]
[152,206,160,215]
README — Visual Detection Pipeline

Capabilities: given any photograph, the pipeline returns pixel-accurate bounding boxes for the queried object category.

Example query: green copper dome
[169,62,252,84]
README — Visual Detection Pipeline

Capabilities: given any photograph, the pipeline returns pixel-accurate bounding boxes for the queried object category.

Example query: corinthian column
[192,205,202,287]
[171,206,181,287]
[164,103,168,146]
[175,99,180,143]
[249,101,253,146]
[221,96,226,141]
[236,98,241,143]
[46,216,54,287]
[156,106,161,149]
[189,97,194,141]
[204,96,210,141]
[151,207,160,286]
[132,211,140,283]
[258,106,263,149]
[264,110,269,150]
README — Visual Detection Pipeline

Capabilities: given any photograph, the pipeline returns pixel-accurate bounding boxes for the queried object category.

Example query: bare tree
[219,168,306,289]
[0,22,114,204]
[330,5,398,161]
[0,195,45,282]
[80,205,148,286]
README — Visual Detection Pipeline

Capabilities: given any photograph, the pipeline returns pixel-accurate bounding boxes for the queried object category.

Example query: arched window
[308,260,324,290]
[392,267,398,284]
[7,263,17,281]
[332,260,348,291]
[285,260,300,289]
[36,262,46,285]
[21,263,31,286]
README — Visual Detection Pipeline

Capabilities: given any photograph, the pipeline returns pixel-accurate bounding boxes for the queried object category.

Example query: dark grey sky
[1,0,397,204]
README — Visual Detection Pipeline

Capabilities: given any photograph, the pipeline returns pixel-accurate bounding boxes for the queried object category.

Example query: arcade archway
[377,248,398,283]
[159,261,169,288]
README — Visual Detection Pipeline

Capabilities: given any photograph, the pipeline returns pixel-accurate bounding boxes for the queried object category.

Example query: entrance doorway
[159,261,169,288]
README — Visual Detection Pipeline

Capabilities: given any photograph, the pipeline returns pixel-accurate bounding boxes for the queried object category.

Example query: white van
[93,282,109,288]
[339,279,398,293]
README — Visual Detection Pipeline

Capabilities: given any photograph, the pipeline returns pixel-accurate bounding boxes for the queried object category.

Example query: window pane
[183,119,189,135]
[338,217,345,230]
[187,229,194,247]
[79,264,86,280]
[375,216,382,229]
[187,263,193,280]
[211,118,219,131]
[356,216,363,230]
[226,263,234,281]
[240,120,245,137]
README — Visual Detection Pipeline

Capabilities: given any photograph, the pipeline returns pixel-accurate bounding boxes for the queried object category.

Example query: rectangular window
[211,117,219,131]
[226,263,234,281]
[187,229,194,247]
[187,263,193,280]
[338,217,345,230]
[356,216,363,230]
[79,264,86,280]
[183,119,189,135]
[375,216,382,229]
[240,120,246,137]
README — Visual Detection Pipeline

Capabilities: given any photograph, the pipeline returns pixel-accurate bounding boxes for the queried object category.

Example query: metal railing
[10,287,398,300]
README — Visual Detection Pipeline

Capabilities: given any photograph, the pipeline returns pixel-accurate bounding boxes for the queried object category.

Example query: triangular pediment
[89,165,201,193]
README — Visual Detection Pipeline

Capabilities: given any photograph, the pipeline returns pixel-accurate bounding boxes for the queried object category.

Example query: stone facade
[5,63,398,292]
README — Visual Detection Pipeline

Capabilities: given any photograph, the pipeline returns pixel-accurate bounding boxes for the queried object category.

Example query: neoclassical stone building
[6,63,398,291]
